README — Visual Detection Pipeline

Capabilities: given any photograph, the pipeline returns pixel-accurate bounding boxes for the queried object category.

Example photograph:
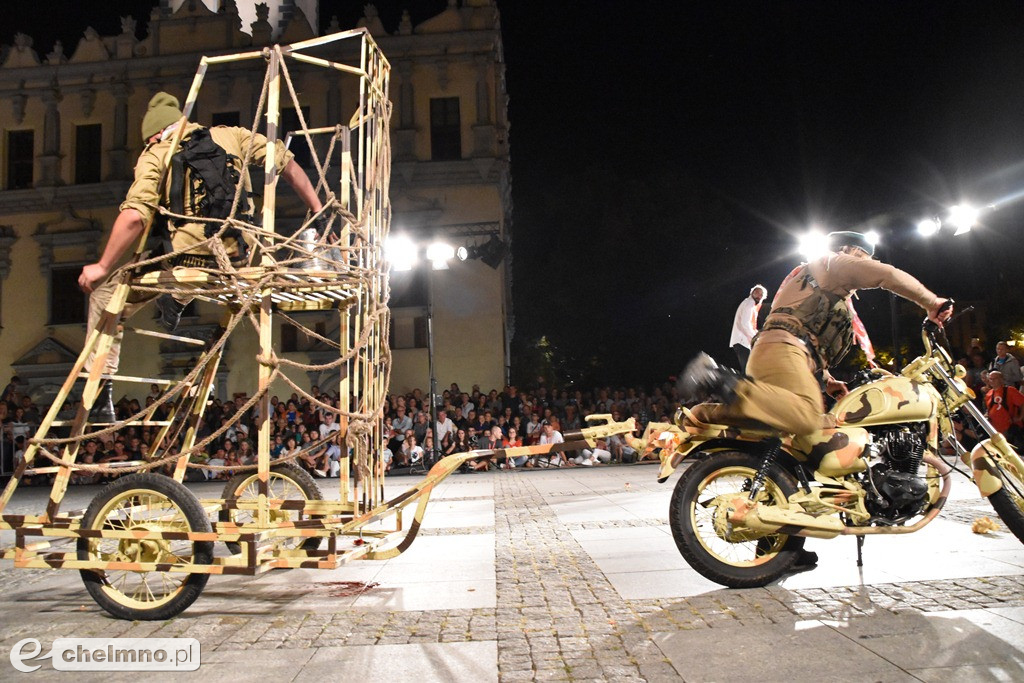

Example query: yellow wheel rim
[83,488,196,610]
[689,465,790,568]
[228,472,310,548]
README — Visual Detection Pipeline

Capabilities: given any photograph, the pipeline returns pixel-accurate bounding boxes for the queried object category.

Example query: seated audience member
[72,439,102,485]
[538,420,572,467]
[401,434,424,466]
[607,432,638,463]
[506,427,528,468]
[412,412,429,444]
[7,407,31,442]
[575,437,612,466]
[237,439,255,465]
[525,412,542,445]
[222,448,243,478]
[477,426,511,468]
[326,441,344,476]
[445,427,471,456]
[422,431,438,462]
[435,410,456,446]
[563,404,582,432]
[12,435,28,481]
[320,411,342,440]
[206,446,229,481]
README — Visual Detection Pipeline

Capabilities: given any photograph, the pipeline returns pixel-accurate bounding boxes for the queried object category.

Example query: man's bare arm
[78,208,146,294]
[280,159,323,214]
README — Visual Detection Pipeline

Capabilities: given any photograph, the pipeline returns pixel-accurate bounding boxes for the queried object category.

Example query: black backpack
[168,128,251,249]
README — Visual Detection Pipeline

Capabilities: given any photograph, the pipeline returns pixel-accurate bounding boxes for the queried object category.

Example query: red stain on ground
[321,580,379,597]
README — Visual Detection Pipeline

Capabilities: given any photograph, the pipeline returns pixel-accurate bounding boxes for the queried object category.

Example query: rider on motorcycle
[680,230,953,437]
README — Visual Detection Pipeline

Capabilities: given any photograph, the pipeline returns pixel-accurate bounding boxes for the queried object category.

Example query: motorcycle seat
[684,403,778,433]
[684,403,837,433]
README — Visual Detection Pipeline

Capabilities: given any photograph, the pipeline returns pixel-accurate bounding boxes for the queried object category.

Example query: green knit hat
[141,92,182,141]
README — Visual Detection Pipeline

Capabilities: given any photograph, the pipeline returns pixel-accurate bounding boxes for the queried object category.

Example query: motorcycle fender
[657,440,700,483]
[968,439,1004,497]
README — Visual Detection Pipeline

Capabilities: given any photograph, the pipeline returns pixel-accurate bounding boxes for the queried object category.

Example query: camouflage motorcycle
[632,317,1024,588]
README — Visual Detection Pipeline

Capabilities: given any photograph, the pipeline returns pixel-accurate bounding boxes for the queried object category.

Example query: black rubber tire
[77,473,213,621]
[669,451,804,588]
[987,456,1024,545]
[219,462,324,554]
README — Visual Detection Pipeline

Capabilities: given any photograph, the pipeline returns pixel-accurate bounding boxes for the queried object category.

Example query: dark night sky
[7,1,1024,385]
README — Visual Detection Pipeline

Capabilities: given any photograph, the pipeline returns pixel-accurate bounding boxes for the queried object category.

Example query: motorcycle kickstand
[855,535,865,568]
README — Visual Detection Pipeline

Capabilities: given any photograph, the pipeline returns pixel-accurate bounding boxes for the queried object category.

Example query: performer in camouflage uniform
[682,231,952,435]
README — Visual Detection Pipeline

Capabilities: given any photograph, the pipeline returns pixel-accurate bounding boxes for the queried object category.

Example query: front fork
[957,398,1024,497]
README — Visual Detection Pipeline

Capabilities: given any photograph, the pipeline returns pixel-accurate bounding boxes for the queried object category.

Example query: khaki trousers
[84,228,213,374]
[85,278,159,375]
[710,341,824,436]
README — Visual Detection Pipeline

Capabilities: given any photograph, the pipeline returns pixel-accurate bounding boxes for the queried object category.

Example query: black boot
[794,549,818,567]
[88,381,116,424]
[155,294,186,332]
[678,352,741,403]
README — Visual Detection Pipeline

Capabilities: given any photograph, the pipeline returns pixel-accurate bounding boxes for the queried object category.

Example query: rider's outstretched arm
[281,159,323,215]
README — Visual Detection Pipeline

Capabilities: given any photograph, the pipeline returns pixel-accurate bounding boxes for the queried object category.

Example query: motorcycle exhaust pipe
[726,497,844,539]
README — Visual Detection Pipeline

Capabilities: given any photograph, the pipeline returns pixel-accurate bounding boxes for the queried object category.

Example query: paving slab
[653,619,919,681]
[825,609,1024,670]
[300,641,497,681]
[201,647,316,679]
[907,663,1024,682]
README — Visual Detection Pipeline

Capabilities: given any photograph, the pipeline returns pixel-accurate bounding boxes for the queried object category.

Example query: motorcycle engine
[863,425,930,522]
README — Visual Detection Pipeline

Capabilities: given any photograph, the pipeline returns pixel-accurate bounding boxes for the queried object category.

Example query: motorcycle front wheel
[669,451,804,588]
[987,452,1024,545]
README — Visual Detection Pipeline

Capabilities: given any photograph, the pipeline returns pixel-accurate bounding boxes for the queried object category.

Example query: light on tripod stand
[457,235,507,269]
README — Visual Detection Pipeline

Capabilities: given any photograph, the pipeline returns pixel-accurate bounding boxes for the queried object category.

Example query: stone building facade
[0,0,511,406]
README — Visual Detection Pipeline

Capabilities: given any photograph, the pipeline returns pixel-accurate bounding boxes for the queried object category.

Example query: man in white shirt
[392,405,413,447]
[435,409,455,446]
[537,420,569,467]
[319,411,342,440]
[729,284,767,371]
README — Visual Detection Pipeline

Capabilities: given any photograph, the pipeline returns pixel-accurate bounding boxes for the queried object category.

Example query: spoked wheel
[77,473,213,621]
[987,451,1024,545]
[219,462,324,554]
[669,451,804,588]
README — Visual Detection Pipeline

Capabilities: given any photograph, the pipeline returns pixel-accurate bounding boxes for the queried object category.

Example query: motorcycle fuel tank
[832,375,935,427]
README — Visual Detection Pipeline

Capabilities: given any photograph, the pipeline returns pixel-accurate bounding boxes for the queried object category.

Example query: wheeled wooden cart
[0,30,635,620]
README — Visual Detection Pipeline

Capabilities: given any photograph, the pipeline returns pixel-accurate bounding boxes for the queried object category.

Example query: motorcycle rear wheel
[669,451,804,588]
[987,454,1024,545]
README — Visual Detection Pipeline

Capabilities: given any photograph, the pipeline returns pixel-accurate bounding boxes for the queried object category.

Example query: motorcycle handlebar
[921,300,969,362]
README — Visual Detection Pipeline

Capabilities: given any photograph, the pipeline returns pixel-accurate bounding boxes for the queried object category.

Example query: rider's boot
[88,380,117,424]
[794,549,818,567]
[678,352,741,403]
[154,294,186,332]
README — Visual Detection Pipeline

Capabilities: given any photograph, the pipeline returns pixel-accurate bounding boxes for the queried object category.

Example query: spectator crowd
[1,335,1021,485]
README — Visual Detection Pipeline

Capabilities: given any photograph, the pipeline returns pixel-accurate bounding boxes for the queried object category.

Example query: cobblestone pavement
[1,467,1023,681]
